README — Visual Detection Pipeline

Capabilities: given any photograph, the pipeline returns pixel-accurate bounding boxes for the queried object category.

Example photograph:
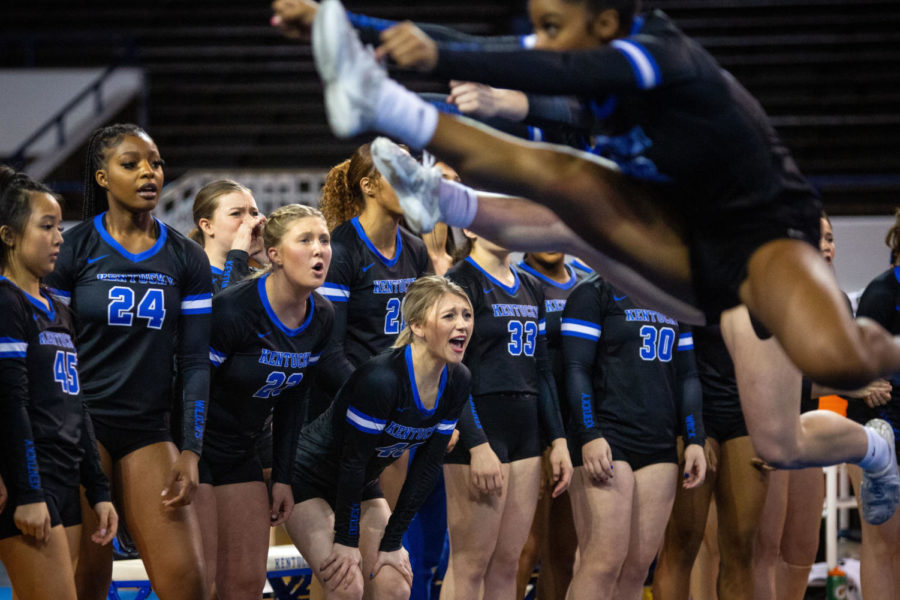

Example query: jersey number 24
[108,287,166,329]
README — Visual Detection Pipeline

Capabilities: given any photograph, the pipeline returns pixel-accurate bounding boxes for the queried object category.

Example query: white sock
[438,179,478,229]
[858,425,892,473]
[374,79,438,150]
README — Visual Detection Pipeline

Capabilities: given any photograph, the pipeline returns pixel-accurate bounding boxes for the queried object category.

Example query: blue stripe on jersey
[516,261,578,290]
[465,256,520,295]
[436,419,457,435]
[569,259,594,275]
[630,15,645,35]
[404,344,446,416]
[94,213,168,262]
[560,318,602,340]
[47,287,71,305]
[318,282,350,302]
[520,33,537,48]
[893,265,900,284]
[309,353,321,365]
[538,319,547,335]
[0,276,57,320]
[346,405,387,434]
[210,265,223,275]
[347,11,394,32]
[209,346,227,367]
[0,337,28,358]
[610,40,661,89]
[467,397,482,429]
[181,293,213,315]
[257,275,315,337]
[528,126,544,142]
[677,333,694,351]
[351,216,402,267]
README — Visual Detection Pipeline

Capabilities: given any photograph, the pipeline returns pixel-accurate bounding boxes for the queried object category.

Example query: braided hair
[81,123,151,220]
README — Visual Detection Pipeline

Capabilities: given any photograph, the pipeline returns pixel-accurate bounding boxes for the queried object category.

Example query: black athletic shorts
[444,393,542,465]
[688,197,821,324]
[571,437,677,470]
[199,433,265,486]
[91,417,174,463]
[0,471,82,540]
[703,395,748,443]
[291,465,384,508]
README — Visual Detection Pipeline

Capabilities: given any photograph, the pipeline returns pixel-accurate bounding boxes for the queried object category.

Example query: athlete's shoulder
[398,226,428,256]
[311,289,336,321]
[354,348,403,388]
[60,217,100,254]
[213,277,259,312]
[0,279,27,311]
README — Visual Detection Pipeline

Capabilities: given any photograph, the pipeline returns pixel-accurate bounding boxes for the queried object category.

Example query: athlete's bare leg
[211,482,271,599]
[848,465,900,600]
[776,468,824,599]
[654,438,717,600]
[0,526,78,600]
[75,442,114,600]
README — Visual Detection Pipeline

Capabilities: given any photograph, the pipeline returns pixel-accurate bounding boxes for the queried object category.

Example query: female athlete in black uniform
[195,204,334,598]
[442,232,571,599]
[286,275,473,599]
[305,0,900,526]
[189,179,267,293]
[562,273,705,598]
[0,167,116,599]
[515,251,582,600]
[45,124,213,599]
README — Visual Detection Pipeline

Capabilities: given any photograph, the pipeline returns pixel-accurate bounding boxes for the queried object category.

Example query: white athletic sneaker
[312,0,384,138]
[860,418,900,525]
[371,137,443,233]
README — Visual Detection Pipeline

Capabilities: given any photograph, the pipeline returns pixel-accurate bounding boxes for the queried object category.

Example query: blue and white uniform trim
[182,294,213,315]
[436,419,458,435]
[677,333,694,351]
[0,337,28,358]
[47,288,71,306]
[209,347,227,367]
[346,406,387,434]
[610,39,661,89]
[318,282,350,303]
[560,318,602,341]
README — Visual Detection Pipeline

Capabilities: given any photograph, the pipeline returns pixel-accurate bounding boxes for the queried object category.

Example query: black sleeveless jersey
[0,279,109,507]
[446,257,565,442]
[44,213,213,454]
[210,249,253,293]
[294,346,470,551]
[208,277,333,484]
[856,266,900,428]
[316,218,430,393]
[561,275,704,453]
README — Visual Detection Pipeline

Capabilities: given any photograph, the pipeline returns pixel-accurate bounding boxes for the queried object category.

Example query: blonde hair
[252,203,326,278]
[393,275,473,347]
[189,179,253,245]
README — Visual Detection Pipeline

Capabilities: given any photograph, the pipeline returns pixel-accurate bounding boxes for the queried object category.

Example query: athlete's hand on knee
[548,438,573,498]
[91,501,118,545]
[370,547,413,586]
[270,0,317,38]
[582,438,614,484]
[0,474,6,513]
[162,450,200,507]
[447,81,529,121]
[375,22,438,71]
[14,502,51,544]
[320,542,361,591]
[270,482,295,527]
[682,443,707,488]
[469,443,503,495]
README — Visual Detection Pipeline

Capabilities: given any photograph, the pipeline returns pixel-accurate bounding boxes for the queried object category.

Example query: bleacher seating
[2,0,898,213]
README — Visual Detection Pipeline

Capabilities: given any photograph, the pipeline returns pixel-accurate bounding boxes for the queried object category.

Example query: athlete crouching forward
[0,167,117,599]
[195,204,333,599]
[286,275,473,599]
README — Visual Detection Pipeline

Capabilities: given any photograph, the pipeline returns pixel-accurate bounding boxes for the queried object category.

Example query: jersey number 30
[108,287,166,329]
[639,326,675,362]
[53,351,79,395]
